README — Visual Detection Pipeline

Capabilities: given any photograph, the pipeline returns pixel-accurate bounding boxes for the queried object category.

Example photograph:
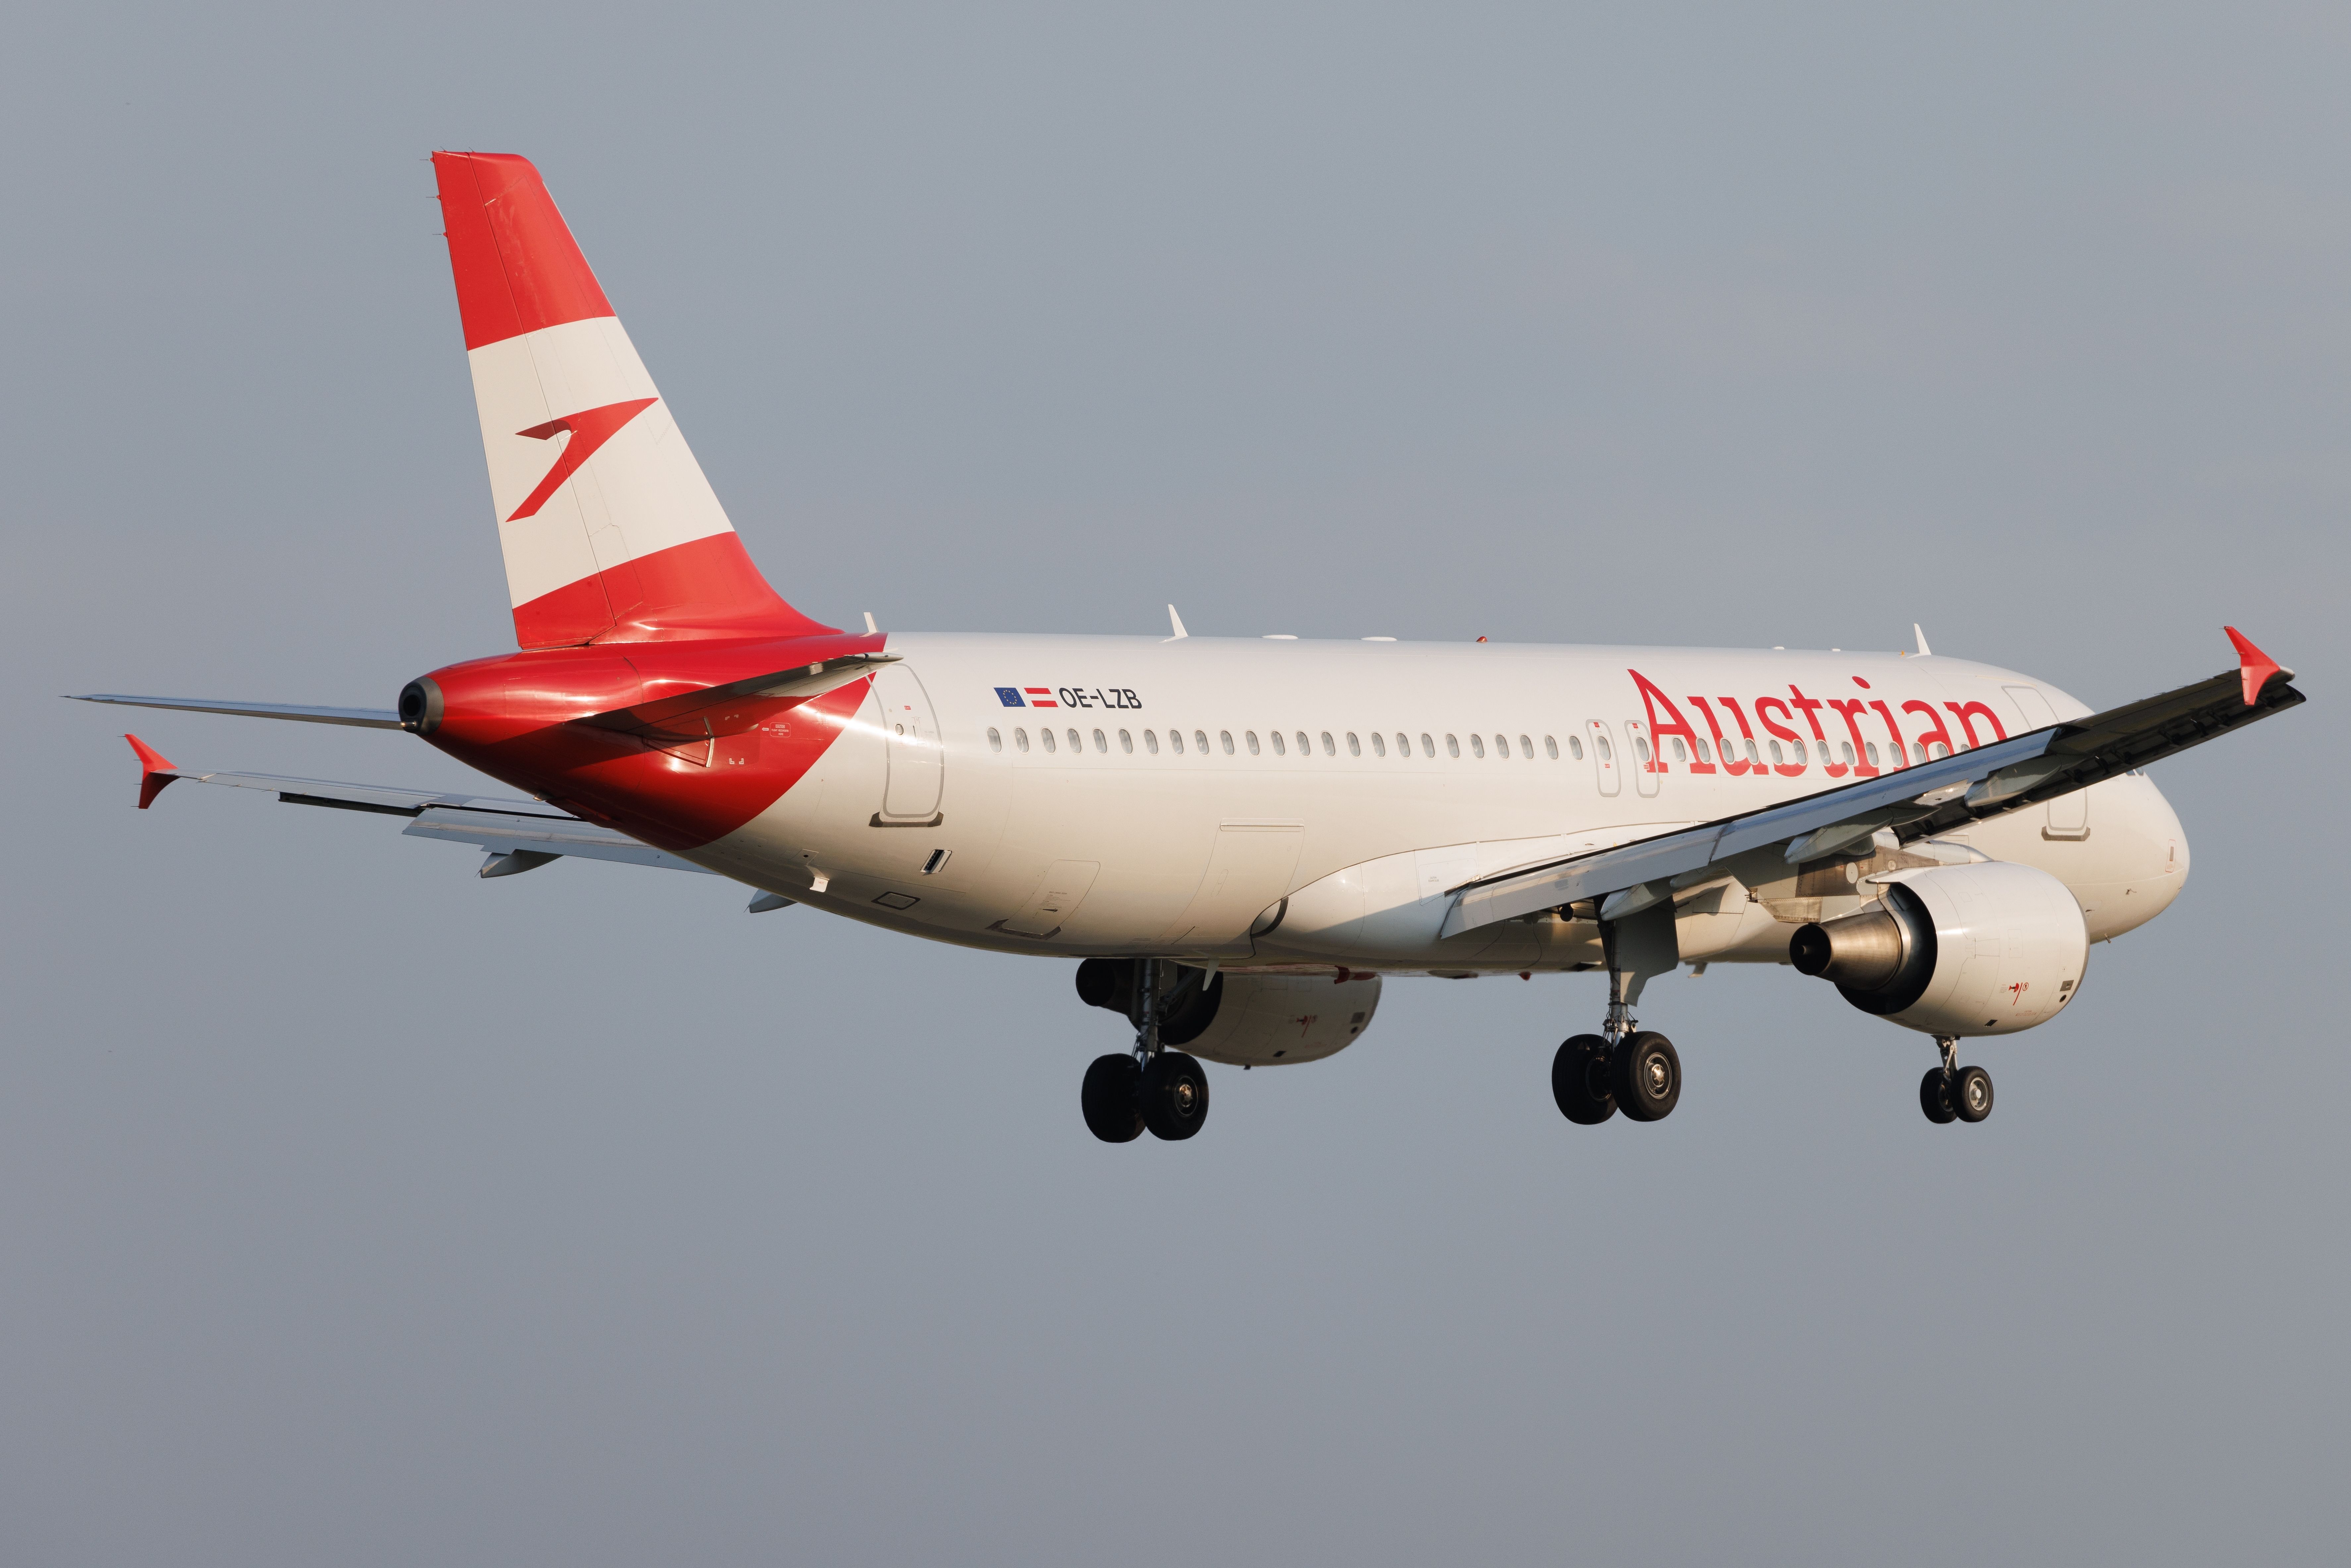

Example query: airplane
[76,152,2305,1143]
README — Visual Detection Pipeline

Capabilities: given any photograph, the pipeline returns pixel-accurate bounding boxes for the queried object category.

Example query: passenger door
[1624,717,1660,798]
[1586,720,1621,797]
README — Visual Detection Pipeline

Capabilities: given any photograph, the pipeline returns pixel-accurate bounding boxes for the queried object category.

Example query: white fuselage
[679,636,2190,972]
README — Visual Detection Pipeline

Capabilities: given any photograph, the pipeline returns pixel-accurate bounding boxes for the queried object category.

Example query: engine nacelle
[1075,960,1381,1066]
[1789,861,2088,1038]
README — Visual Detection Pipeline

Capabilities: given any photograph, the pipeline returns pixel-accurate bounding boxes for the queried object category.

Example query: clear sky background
[2,4,2343,1563]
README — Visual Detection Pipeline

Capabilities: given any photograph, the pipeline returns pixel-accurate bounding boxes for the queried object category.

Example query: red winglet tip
[125,733,179,809]
[2223,626,2283,708]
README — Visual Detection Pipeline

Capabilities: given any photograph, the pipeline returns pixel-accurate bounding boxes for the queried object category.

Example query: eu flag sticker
[994,687,1025,707]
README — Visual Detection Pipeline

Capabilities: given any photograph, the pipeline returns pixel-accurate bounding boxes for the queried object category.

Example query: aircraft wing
[118,737,713,876]
[1441,628,2305,938]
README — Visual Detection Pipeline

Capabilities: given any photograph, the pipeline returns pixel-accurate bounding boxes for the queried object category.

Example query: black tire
[1919,1067,1957,1124]
[1612,1032,1681,1121]
[1081,1054,1144,1143]
[1552,1035,1615,1124]
[1141,1052,1211,1141]
[1952,1064,1993,1123]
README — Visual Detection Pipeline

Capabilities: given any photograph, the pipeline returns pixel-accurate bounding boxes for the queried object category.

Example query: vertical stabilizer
[431,152,833,648]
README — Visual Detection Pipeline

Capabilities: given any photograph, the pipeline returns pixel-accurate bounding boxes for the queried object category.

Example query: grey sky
[3,4,2343,1563]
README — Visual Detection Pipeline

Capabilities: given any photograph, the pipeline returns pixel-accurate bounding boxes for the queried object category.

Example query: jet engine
[1789,861,2088,1037]
[1075,960,1382,1066]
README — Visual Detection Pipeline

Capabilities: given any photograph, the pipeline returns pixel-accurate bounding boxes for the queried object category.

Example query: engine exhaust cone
[1790,908,1908,989]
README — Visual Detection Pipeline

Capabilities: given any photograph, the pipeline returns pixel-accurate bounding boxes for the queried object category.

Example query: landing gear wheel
[1919,1068,1956,1124]
[1081,1054,1144,1143]
[1140,1051,1211,1141]
[1952,1064,1993,1123]
[1552,1035,1616,1124]
[1612,1032,1680,1121]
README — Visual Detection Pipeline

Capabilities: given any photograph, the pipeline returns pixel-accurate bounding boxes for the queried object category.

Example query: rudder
[431,152,832,647]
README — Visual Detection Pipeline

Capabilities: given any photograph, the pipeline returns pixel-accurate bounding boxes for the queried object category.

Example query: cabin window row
[982,727,1582,759]
[1648,733,1956,769]
[981,725,1962,769]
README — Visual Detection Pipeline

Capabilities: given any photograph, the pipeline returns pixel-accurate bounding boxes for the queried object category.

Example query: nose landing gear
[1081,957,1210,1144]
[1920,1036,1994,1125]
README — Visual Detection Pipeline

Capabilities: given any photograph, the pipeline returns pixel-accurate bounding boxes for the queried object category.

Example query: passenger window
[1566,735,1582,760]
[1670,737,1688,763]
[1929,740,1948,759]
[1912,742,1926,764]
[1840,741,1855,765]
[1520,735,1534,759]
[1246,730,1260,755]
[1596,735,1612,762]
[1693,737,1710,763]
[1493,733,1507,757]
[1420,733,1435,757]
[1635,736,1652,763]
[1121,729,1135,754]
[1322,731,1336,756]
[1092,728,1108,753]
[1864,741,1879,766]
[1399,733,1413,756]
[1447,734,1461,758]
[1196,730,1210,755]
[1470,734,1485,758]
[1544,735,1558,759]
[1791,739,1806,764]
[1220,730,1234,754]
[1014,727,1030,752]
[1042,728,1057,753]
[1271,731,1286,756]
[1745,739,1760,765]
[987,727,1003,752]
[1146,729,1161,754]
[1370,732,1385,756]
[1769,740,1783,765]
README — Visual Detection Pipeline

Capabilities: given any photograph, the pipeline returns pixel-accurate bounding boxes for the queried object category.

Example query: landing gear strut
[1081,957,1210,1144]
[1553,911,1682,1125]
[1919,1036,1993,1125]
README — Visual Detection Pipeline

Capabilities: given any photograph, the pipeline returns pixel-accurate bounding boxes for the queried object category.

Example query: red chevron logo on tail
[506,397,658,521]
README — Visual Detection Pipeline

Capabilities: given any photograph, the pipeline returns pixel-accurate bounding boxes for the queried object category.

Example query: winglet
[2224,626,2287,707]
[125,733,180,809]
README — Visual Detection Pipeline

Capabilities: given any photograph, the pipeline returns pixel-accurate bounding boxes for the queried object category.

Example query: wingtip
[124,733,179,809]
[2223,626,2289,707]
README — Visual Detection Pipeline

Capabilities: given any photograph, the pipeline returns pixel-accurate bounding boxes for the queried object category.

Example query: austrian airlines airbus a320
[80,153,2304,1142]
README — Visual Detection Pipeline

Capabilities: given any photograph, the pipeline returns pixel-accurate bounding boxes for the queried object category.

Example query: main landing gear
[1552,932,1681,1125]
[1081,957,1211,1144]
[1919,1036,1994,1125]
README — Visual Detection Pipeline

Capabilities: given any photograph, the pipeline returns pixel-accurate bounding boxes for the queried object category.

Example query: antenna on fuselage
[1913,623,1933,657]
[1167,605,1189,640]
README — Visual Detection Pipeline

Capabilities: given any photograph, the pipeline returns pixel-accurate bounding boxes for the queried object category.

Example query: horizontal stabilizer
[120,762,712,875]
[75,694,403,728]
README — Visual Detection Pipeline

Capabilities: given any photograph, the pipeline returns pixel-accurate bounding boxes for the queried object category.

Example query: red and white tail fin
[432,152,834,648]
